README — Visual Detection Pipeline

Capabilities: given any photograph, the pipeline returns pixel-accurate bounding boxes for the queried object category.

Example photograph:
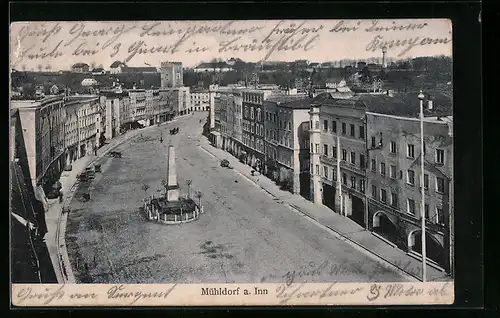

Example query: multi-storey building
[163,87,191,116]
[99,89,131,140]
[310,90,453,273]
[128,89,148,125]
[64,95,100,164]
[11,96,66,194]
[310,92,367,228]
[158,88,175,122]
[190,89,211,111]
[160,62,183,88]
[213,88,244,154]
[241,89,274,172]
[263,96,312,195]
[366,111,453,272]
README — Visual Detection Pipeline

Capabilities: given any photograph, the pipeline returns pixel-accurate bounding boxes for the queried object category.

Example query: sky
[10,19,452,70]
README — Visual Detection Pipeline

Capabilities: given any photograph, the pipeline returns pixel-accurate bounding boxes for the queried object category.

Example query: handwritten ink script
[10,19,451,68]
[12,282,454,306]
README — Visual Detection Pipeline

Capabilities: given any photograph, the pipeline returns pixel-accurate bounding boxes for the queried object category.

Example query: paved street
[65,112,409,284]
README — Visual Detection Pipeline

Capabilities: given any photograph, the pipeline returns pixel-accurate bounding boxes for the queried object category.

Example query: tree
[45,65,51,72]
[141,184,150,197]
[185,180,192,198]
[37,64,43,72]
[21,64,27,71]
[91,61,97,70]
[194,191,203,206]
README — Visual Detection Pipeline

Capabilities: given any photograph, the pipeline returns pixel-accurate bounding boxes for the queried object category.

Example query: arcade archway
[408,230,446,268]
[373,211,400,246]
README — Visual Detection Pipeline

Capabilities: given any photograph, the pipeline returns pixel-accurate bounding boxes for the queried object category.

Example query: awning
[138,120,147,126]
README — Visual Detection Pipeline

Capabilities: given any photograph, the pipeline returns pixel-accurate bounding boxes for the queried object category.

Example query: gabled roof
[110,61,126,68]
[72,63,89,68]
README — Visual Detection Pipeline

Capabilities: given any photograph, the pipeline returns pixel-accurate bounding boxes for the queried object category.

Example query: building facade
[309,92,368,226]
[128,89,148,124]
[190,90,211,111]
[241,89,273,172]
[166,87,191,116]
[366,112,453,271]
[160,62,183,88]
[12,96,66,195]
[263,96,311,195]
[64,96,100,165]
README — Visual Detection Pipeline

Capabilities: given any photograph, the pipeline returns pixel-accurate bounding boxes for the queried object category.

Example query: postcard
[10,19,454,306]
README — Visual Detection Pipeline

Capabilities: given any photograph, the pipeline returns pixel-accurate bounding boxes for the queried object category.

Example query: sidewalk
[199,138,451,282]
[45,126,154,283]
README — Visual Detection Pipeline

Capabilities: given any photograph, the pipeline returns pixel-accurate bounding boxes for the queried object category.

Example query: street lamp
[418,89,427,282]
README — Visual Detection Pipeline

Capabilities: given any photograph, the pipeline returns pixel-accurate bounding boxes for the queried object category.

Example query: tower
[382,46,388,68]
[165,145,180,201]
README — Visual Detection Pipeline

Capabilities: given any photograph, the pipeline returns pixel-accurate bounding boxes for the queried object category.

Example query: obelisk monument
[166,145,180,201]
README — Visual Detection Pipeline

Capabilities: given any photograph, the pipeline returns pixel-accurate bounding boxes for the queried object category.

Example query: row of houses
[210,86,454,274]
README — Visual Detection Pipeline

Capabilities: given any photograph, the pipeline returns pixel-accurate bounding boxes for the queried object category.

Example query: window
[333,170,337,181]
[407,199,416,215]
[359,179,365,192]
[371,185,377,198]
[332,146,337,158]
[279,120,283,129]
[315,121,320,129]
[310,164,313,173]
[436,207,445,225]
[324,166,329,178]
[315,144,319,154]
[360,154,365,169]
[380,162,386,176]
[407,144,415,158]
[342,123,346,135]
[436,177,445,193]
[436,149,445,164]
[425,204,430,220]
[342,149,347,161]
[424,174,429,190]
[250,107,254,119]
[350,124,355,136]
[351,176,356,189]
[323,144,329,156]
[371,159,376,172]
[350,151,356,164]
[390,165,396,178]
[380,189,387,203]
[391,193,398,207]
[390,141,397,154]
[288,122,291,131]
[311,143,313,152]
[371,136,376,148]
[323,120,328,131]
[407,169,415,185]
[359,125,364,139]
[332,121,337,132]
[342,173,347,185]
[315,164,320,175]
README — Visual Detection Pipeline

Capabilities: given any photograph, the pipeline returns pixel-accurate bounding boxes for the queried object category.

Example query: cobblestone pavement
[65,112,411,284]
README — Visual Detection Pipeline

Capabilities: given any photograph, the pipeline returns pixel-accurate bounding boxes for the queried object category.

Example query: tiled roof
[196,62,233,69]
[266,95,312,109]
[315,91,452,118]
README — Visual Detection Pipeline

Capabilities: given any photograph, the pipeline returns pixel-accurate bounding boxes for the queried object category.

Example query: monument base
[144,197,201,225]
